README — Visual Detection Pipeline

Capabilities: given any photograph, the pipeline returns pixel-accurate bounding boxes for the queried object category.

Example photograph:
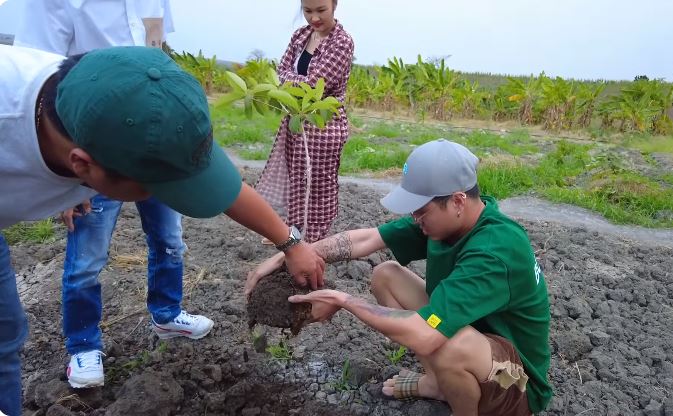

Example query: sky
[1,0,672,81]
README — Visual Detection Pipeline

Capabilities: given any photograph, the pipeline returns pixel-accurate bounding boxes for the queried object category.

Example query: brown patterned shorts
[478,334,532,416]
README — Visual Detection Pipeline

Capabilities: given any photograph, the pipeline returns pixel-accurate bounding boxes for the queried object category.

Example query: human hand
[60,200,91,232]
[288,289,344,323]
[284,242,325,290]
[245,252,285,298]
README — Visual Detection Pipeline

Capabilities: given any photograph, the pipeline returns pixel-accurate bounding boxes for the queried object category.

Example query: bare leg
[422,327,493,416]
[372,262,447,399]
[370,261,428,310]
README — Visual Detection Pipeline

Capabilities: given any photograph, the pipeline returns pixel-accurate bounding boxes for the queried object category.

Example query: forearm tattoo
[345,295,415,319]
[314,232,353,263]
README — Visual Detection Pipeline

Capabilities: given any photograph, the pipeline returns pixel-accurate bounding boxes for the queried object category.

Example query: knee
[427,327,481,368]
[370,261,401,298]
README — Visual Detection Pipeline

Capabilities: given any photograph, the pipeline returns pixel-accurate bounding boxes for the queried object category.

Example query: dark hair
[41,53,87,139]
[432,184,481,208]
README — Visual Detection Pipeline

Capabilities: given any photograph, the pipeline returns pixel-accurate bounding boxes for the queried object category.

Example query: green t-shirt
[378,196,552,413]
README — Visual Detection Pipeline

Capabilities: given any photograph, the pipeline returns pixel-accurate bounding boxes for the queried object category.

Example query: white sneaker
[152,310,214,340]
[67,350,104,388]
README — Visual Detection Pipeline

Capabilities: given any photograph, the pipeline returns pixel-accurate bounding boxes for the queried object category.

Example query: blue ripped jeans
[62,194,186,355]
[0,234,27,416]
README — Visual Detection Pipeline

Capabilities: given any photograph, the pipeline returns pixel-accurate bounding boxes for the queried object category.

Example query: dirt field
[13,168,673,416]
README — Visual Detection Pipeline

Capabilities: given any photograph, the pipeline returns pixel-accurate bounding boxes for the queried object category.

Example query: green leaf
[322,96,341,106]
[307,113,326,129]
[252,99,267,115]
[269,90,300,112]
[217,91,245,107]
[224,71,247,93]
[302,95,312,112]
[314,78,325,100]
[244,94,253,119]
[283,85,306,98]
[299,82,313,94]
[251,83,275,95]
[320,109,333,122]
[289,115,303,133]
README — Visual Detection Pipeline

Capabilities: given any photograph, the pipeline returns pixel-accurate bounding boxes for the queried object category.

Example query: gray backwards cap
[380,139,479,214]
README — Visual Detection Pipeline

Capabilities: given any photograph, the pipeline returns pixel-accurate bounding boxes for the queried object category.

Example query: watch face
[290,226,302,240]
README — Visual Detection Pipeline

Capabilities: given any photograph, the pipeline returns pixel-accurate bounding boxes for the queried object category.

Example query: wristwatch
[275,225,302,252]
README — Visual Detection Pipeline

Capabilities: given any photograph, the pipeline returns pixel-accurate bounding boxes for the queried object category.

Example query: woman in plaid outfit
[256,0,354,243]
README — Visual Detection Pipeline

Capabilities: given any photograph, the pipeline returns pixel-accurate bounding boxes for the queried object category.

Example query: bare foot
[381,369,446,401]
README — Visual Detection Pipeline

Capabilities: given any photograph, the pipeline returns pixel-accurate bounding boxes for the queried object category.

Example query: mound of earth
[247,269,312,335]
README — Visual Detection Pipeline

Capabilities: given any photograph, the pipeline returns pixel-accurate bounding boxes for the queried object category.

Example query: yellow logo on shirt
[426,314,442,328]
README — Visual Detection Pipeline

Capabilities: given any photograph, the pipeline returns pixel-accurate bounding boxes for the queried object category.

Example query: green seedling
[332,359,356,392]
[386,345,408,365]
[266,339,293,362]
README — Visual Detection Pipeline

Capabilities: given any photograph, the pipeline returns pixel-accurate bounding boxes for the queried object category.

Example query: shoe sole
[153,320,214,340]
[68,377,104,389]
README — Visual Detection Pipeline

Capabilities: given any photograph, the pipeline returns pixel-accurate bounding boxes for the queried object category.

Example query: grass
[386,345,408,365]
[3,219,56,245]
[239,145,271,160]
[621,134,673,154]
[210,100,281,148]
[340,136,409,173]
[331,359,356,391]
[266,340,293,363]
[212,105,673,228]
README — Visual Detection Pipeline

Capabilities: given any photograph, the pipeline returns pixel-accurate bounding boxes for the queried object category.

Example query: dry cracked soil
[12,168,673,416]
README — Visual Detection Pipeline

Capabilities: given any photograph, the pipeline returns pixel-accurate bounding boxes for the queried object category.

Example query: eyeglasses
[411,202,436,223]
[410,192,467,223]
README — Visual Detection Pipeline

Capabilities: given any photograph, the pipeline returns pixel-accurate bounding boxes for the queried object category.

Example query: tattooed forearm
[344,295,415,319]
[314,232,353,263]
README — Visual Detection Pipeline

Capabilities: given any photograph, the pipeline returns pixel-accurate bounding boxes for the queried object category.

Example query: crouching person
[247,139,553,415]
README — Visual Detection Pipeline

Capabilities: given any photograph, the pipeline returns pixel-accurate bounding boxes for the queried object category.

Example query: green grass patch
[210,102,281,147]
[463,131,539,156]
[661,173,673,186]
[350,115,365,128]
[541,172,673,227]
[3,219,56,245]
[622,134,673,154]
[366,122,403,138]
[340,136,409,173]
[239,145,271,160]
[478,162,535,199]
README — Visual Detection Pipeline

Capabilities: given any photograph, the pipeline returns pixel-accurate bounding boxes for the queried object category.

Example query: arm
[277,33,354,91]
[14,0,73,55]
[245,228,385,295]
[226,183,325,289]
[289,290,446,356]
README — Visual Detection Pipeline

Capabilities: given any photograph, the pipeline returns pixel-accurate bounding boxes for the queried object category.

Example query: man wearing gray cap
[247,139,552,415]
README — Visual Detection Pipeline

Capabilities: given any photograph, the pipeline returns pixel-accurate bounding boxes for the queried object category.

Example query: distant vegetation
[171,50,673,137]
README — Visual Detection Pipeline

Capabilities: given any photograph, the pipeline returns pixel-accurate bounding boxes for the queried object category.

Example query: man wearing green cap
[15,0,218,390]
[0,44,324,416]
[247,139,552,415]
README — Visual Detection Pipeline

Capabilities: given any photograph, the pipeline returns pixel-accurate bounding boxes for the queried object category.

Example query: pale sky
[1,0,672,81]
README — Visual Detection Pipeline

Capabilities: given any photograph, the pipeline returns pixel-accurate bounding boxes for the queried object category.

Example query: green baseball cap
[55,46,241,218]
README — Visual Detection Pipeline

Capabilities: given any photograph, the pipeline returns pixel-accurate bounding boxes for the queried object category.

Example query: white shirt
[0,45,96,229]
[14,0,174,56]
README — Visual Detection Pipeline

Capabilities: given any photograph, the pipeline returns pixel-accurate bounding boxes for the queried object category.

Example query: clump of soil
[247,268,312,335]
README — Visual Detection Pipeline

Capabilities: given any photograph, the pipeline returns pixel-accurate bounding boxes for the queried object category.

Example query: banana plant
[539,76,576,131]
[575,83,605,128]
[218,71,342,233]
[172,50,221,94]
[506,74,543,125]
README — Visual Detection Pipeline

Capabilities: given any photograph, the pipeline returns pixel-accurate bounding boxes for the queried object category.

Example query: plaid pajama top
[256,22,354,242]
